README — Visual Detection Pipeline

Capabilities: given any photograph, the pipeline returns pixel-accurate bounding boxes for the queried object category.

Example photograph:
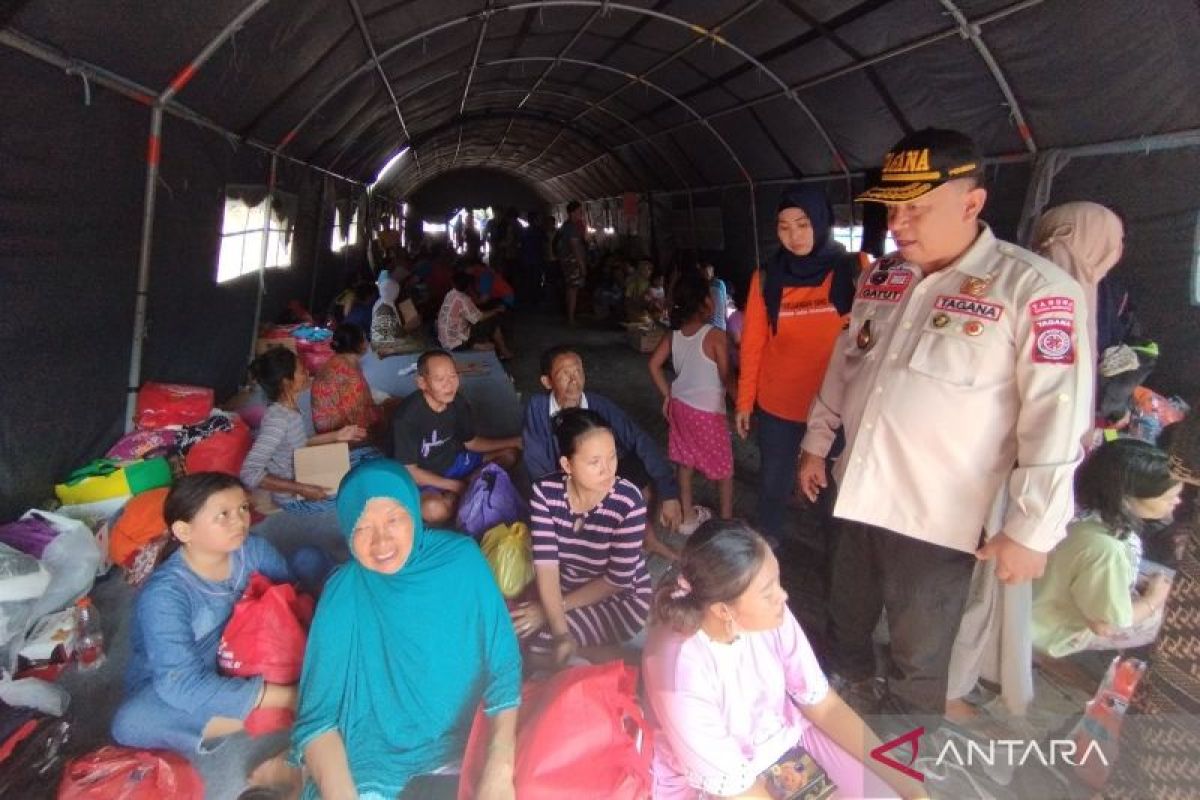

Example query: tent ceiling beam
[936,0,1037,153]
[521,0,765,179]
[345,0,423,174]
[576,0,1046,165]
[451,1,495,167]
[488,4,606,161]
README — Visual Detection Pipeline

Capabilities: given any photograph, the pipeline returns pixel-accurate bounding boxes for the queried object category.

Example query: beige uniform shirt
[801,225,1093,554]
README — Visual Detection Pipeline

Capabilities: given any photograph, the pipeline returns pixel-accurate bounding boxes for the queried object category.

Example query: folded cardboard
[294,443,351,493]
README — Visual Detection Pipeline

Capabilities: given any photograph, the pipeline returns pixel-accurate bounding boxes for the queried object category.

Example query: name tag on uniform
[933,295,1004,321]
[858,269,913,303]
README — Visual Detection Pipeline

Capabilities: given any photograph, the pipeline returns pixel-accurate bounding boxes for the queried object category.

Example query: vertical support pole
[249,153,281,364]
[308,176,328,314]
[124,106,165,431]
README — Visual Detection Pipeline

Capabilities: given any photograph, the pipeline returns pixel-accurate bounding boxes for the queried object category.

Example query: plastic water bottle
[74,597,105,670]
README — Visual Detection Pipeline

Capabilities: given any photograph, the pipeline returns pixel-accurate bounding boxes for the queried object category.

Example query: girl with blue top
[111,472,301,754]
[292,460,521,800]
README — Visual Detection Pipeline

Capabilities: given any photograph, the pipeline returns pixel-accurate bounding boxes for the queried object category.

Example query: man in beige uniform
[799,129,1093,718]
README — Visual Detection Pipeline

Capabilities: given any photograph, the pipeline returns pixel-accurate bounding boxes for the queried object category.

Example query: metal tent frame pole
[123,0,275,429]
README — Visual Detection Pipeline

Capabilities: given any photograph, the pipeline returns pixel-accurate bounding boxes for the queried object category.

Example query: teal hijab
[292,460,521,799]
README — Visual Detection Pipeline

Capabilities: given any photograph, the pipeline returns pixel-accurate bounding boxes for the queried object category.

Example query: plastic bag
[184,416,252,476]
[109,488,170,571]
[1070,655,1146,790]
[456,464,527,539]
[0,676,70,717]
[134,382,214,430]
[0,543,50,669]
[105,429,178,462]
[480,522,534,598]
[217,574,313,735]
[459,661,652,800]
[57,745,203,800]
[18,511,100,623]
[54,458,171,505]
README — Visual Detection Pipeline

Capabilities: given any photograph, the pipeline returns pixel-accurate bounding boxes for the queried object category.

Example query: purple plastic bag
[455,464,527,540]
[0,516,58,559]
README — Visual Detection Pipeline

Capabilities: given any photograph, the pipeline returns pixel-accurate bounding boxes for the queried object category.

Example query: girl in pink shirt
[642,521,924,800]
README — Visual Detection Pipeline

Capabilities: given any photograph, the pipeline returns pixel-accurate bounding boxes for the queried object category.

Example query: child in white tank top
[648,269,735,533]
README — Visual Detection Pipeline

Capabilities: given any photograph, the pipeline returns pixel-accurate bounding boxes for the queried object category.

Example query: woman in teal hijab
[292,459,521,799]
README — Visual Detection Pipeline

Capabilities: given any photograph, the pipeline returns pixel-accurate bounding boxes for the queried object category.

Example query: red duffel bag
[459,661,652,800]
[57,745,203,800]
[217,573,315,736]
[135,383,214,430]
[184,417,252,476]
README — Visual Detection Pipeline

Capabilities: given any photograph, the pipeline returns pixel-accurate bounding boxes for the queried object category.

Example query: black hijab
[762,185,858,333]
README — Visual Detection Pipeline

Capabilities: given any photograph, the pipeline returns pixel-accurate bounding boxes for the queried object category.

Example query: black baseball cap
[856,128,984,204]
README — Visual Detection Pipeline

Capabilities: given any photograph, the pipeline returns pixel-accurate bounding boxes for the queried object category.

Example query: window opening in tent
[217,187,296,284]
[423,221,448,234]
[832,226,896,254]
[331,207,359,253]
[401,202,409,249]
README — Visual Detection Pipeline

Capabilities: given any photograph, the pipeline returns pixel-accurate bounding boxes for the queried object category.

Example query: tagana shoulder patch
[1032,317,1075,364]
[1030,296,1075,316]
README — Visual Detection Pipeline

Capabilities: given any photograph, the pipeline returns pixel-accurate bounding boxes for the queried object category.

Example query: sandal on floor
[678,505,713,537]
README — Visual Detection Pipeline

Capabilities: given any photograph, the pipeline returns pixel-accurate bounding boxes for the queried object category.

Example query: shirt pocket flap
[908,331,980,387]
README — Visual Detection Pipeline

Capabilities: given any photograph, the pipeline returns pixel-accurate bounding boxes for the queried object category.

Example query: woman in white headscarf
[370,276,403,347]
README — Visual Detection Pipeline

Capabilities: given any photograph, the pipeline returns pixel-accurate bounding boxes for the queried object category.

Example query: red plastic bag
[135,383,214,430]
[459,661,652,800]
[218,573,314,683]
[184,417,252,476]
[217,574,313,735]
[57,745,204,799]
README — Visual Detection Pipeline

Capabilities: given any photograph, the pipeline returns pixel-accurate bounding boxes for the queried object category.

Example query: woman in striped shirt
[511,407,652,666]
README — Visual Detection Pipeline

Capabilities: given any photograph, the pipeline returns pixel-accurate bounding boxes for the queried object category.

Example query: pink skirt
[668,398,733,480]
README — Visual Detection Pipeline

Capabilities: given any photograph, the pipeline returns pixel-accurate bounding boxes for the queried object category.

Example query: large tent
[3,0,1199,519]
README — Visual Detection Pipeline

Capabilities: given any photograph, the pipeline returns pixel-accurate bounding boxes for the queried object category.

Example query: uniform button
[875,386,884,394]
[889,353,898,361]
[854,456,863,464]
[1058,392,1070,403]
[866,308,876,317]
[903,321,913,330]
[865,422,874,430]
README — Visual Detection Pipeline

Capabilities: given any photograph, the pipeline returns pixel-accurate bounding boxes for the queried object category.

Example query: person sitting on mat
[111,473,325,755]
[392,349,522,524]
[240,347,369,514]
[642,519,925,800]
[293,460,521,800]
[523,344,683,561]
[1033,438,1182,657]
[512,408,652,668]
[437,270,514,360]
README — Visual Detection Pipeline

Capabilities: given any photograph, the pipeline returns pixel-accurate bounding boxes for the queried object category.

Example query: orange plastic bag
[459,661,652,800]
[57,746,203,799]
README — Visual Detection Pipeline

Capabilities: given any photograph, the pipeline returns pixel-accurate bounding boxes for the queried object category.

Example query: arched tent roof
[3,0,1200,521]
[6,0,1200,200]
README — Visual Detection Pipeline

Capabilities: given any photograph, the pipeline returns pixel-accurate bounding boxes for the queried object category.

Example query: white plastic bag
[19,511,101,620]
[0,675,70,716]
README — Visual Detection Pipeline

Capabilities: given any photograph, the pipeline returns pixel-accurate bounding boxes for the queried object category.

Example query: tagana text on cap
[856,128,984,204]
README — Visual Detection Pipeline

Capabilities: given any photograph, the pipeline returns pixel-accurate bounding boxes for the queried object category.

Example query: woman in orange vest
[736,186,866,544]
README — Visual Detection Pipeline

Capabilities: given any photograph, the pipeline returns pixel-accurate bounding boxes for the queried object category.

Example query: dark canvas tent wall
[3,0,1199,519]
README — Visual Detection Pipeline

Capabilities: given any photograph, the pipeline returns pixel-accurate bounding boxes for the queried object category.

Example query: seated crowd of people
[86,127,1198,800]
